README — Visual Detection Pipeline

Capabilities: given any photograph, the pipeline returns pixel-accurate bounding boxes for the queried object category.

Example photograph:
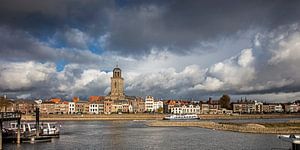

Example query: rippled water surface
[4,120,293,150]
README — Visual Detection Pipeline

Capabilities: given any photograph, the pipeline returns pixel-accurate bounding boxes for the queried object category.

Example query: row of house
[1,95,299,114]
[37,96,164,114]
[232,100,300,113]
[164,99,233,115]
[39,98,146,115]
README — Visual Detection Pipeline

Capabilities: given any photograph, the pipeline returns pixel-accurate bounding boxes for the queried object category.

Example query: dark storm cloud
[1,0,300,57]
[0,0,113,37]
[0,26,107,65]
[105,0,300,56]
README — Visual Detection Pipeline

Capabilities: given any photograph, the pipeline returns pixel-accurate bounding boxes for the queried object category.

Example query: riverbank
[21,113,300,121]
[22,114,166,121]
[198,113,300,120]
[147,120,300,134]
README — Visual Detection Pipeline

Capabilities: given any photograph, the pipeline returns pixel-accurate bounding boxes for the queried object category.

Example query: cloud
[1,1,300,101]
[0,26,109,68]
[197,49,255,91]
[1,1,300,57]
[103,1,300,56]
[51,28,91,49]
[236,92,300,103]
[17,93,31,99]
[268,24,300,64]
[0,61,56,91]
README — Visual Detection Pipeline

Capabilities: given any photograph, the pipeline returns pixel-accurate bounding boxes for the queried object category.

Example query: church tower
[109,65,125,100]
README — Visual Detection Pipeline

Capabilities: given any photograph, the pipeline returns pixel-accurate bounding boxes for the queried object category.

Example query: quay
[0,112,21,150]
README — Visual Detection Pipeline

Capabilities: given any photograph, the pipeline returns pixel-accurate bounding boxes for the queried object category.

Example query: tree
[157,107,163,114]
[219,94,231,109]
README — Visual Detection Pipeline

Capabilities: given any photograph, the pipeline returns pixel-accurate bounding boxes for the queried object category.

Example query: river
[4,120,293,150]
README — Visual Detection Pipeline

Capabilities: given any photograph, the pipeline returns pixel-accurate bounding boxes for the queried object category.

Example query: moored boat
[163,114,200,120]
[9,122,60,137]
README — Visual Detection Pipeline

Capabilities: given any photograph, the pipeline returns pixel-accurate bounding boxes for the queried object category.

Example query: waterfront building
[0,98,15,112]
[129,98,145,113]
[122,103,129,113]
[199,99,221,114]
[254,101,263,113]
[89,102,104,114]
[170,104,201,114]
[111,100,128,113]
[164,100,176,114]
[263,103,283,113]
[145,96,154,112]
[284,103,299,113]
[137,98,146,113]
[14,100,36,114]
[76,101,87,114]
[200,103,209,114]
[83,102,90,114]
[208,100,221,114]
[111,103,122,113]
[106,65,126,100]
[181,104,201,114]
[41,101,56,114]
[154,100,163,112]
[274,104,284,112]
[104,100,112,114]
[232,100,256,114]
[69,102,76,114]
[171,105,182,114]
[128,104,133,113]
[54,101,69,114]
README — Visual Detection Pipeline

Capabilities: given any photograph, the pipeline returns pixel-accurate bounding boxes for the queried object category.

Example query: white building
[145,96,154,112]
[112,103,123,113]
[88,102,104,114]
[171,105,201,114]
[89,103,99,114]
[285,103,299,113]
[182,105,201,114]
[255,101,263,113]
[154,101,163,111]
[129,104,133,113]
[69,102,76,114]
[274,104,283,112]
[171,106,182,114]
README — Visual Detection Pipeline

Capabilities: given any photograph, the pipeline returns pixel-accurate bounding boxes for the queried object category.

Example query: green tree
[219,94,231,109]
[157,107,163,113]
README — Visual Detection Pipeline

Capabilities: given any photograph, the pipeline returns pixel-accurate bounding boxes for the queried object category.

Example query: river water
[4,120,295,150]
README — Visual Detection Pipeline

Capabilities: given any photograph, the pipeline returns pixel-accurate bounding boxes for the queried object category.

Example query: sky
[1,0,300,102]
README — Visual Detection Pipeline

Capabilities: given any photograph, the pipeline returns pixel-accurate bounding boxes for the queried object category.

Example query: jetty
[0,112,22,150]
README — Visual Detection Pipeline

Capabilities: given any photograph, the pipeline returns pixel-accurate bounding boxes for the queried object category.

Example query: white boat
[163,114,200,120]
[9,122,60,137]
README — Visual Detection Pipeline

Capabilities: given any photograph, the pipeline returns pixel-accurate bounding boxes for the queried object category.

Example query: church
[106,65,126,100]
